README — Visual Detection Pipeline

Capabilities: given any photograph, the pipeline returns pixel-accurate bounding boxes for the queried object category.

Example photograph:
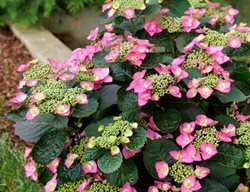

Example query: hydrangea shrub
[8,0,250,191]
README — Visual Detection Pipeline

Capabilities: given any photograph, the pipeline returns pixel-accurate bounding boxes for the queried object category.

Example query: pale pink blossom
[87,27,99,41]
[59,73,75,81]
[179,122,196,134]
[104,23,114,32]
[10,92,27,103]
[224,14,235,24]
[186,88,198,98]
[159,8,170,15]
[209,13,220,25]
[54,104,70,116]
[171,66,189,81]
[123,8,135,19]
[215,80,231,93]
[182,16,200,32]
[155,161,169,179]
[102,2,113,12]
[76,179,91,192]
[176,133,194,148]
[194,165,210,179]
[80,81,95,91]
[138,90,152,106]
[171,55,186,67]
[181,176,201,192]
[235,114,250,121]
[44,174,57,192]
[186,144,202,162]
[154,181,172,191]
[47,158,60,174]
[17,80,26,89]
[148,186,159,192]
[188,78,202,89]
[125,52,145,66]
[104,50,120,62]
[82,160,98,174]
[228,36,241,48]
[25,160,37,178]
[200,143,218,160]
[144,19,162,36]
[168,85,182,98]
[195,114,217,127]
[217,131,232,142]
[122,146,141,160]
[26,79,38,87]
[74,93,88,105]
[146,129,162,140]
[32,92,46,103]
[208,2,220,8]
[155,63,171,74]
[197,87,213,99]
[24,146,32,159]
[25,106,40,120]
[221,124,236,137]
[120,182,137,192]
[134,79,152,93]
[206,46,224,55]
[228,8,239,16]
[65,153,79,168]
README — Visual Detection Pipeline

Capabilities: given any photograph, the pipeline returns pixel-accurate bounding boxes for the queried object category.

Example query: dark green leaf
[214,143,245,168]
[7,105,29,121]
[247,169,250,179]
[92,49,114,67]
[72,99,99,118]
[183,68,204,85]
[110,62,133,81]
[153,108,181,133]
[50,116,69,129]
[97,151,123,174]
[85,117,115,137]
[143,138,178,179]
[216,86,247,103]
[115,17,145,32]
[162,54,173,64]
[32,130,66,165]
[37,168,54,185]
[14,114,66,142]
[180,105,205,122]
[106,159,138,186]
[215,115,240,127]
[82,147,104,161]
[198,179,229,192]
[163,0,190,17]
[57,160,82,183]
[140,53,162,69]
[140,4,161,15]
[231,65,250,81]
[176,33,196,53]
[127,128,146,150]
[99,11,117,24]
[118,88,139,112]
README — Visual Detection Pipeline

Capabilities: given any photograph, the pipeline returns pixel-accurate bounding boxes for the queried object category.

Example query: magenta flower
[216,131,232,142]
[93,68,112,82]
[186,144,202,162]
[215,80,231,93]
[170,150,193,163]
[17,80,26,89]
[82,160,98,174]
[87,27,99,41]
[25,160,37,178]
[236,183,249,192]
[10,92,27,103]
[235,114,250,121]
[200,143,218,160]
[222,124,236,137]
[197,87,213,99]
[195,114,217,127]
[32,92,46,103]
[59,73,75,81]
[146,129,162,140]
[148,186,159,192]
[228,36,241,48]
[44,174,57,192]
[74,93,88,105]
[120,182,137,192]
[26,79,38,87]
[224,14,235,24]
[168,85,182,98]
[186,88,198,99]
[104,23,114,32]
[194,165,210,179]
[181,176,201,192]
[179,122,196,134]
[47,158,60,174]
[25,106,40,120]
[104,50,120,62]
[138,90,152,106]
[65,153,79,169]
[80,81,95,91]
[176,133,194,148]
[24,146,32,159]
[155,63,171,74]
[188,78,202,89]
[123,8,135,19]
[171,66,189,82]
[208,2,220,8]
[154,181,172,191]
[122,146,141,160]
[76,179,91,192]
[155,161,169,179]
[159,8,170,15]
[182,16,200,32]
[126,52,145,66]
[144,19,162,37]
[17,60,33,72]
[54,104,71,116]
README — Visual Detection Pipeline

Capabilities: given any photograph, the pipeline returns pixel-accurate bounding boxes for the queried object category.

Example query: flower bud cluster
[69,139,88,163]
[236,121,250,146]
[23,63,53,81]
[161,16,183,33]
[57,179,85,192]
[200,74,221,88]
[169,161,194,184]
[89,181,119,192]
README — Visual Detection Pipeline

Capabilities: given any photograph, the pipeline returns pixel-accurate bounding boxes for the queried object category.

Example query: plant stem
[130,19,136,35]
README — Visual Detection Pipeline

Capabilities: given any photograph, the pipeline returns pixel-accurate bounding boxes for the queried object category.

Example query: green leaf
[57,160,82,183]
[214,143,245,168]
[153,108,181,133]
[176,33,196,53]
[85,117,115,137]
[97,151,123,174]
[247,169,250,179]
[82,147,104,162]
[127,128,147,150]
[180,105,205,122]
[110,62,133,81]
[115,17,145,32]
[183,68,204,85]
[50,116,69,129]
[215,115,240,127]
[198,179,229,192]
[14,114,67,142]
[72,99,99,118]
[7,105,29,121]
[231,64,250,81]
[140,53,163,69]
[163,0,190,17]
[139,4,161,15]
[32,130,66,165]
[143,138,178,179]
[216,86,247,103]
[118,88,139,112]
[99,11,117,24]
[37,168,54,185]
[106,159,138,187]
[92,49,114,67]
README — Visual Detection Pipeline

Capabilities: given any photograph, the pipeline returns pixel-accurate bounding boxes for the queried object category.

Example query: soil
[0,26,32,144]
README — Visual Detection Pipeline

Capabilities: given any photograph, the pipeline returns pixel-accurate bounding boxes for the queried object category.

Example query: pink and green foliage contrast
[8,0,250,191]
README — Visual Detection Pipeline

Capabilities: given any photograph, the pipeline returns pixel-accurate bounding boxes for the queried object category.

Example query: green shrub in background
[0,0,103,27]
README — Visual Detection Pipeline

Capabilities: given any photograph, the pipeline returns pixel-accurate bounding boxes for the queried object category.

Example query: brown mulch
[0,26,32,143]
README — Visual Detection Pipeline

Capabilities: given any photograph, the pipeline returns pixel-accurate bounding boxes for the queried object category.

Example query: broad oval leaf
[110,62,133,81]
[57,160,82,183]
[14,114,67,142]
[106,159,138,187]
[214,143,245,168]
[32,130,66,165]
[97,151,123,174]
[82,147,104,162]
[92,49,113,67]
[7,105,29,121]
[127,128,146,150]
[143,138,178,179]
[140,53,162,69]
[216,86,247,103]
[72,99,99,118]
[153,108,181,133]
[198,179,229,192]
[118,88,139,112]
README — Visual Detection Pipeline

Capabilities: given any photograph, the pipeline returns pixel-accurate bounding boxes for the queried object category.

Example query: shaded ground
[0,27,42,192]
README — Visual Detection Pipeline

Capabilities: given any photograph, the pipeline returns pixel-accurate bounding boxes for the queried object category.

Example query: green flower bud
[170,161,194,184]
[161,16,183,33]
